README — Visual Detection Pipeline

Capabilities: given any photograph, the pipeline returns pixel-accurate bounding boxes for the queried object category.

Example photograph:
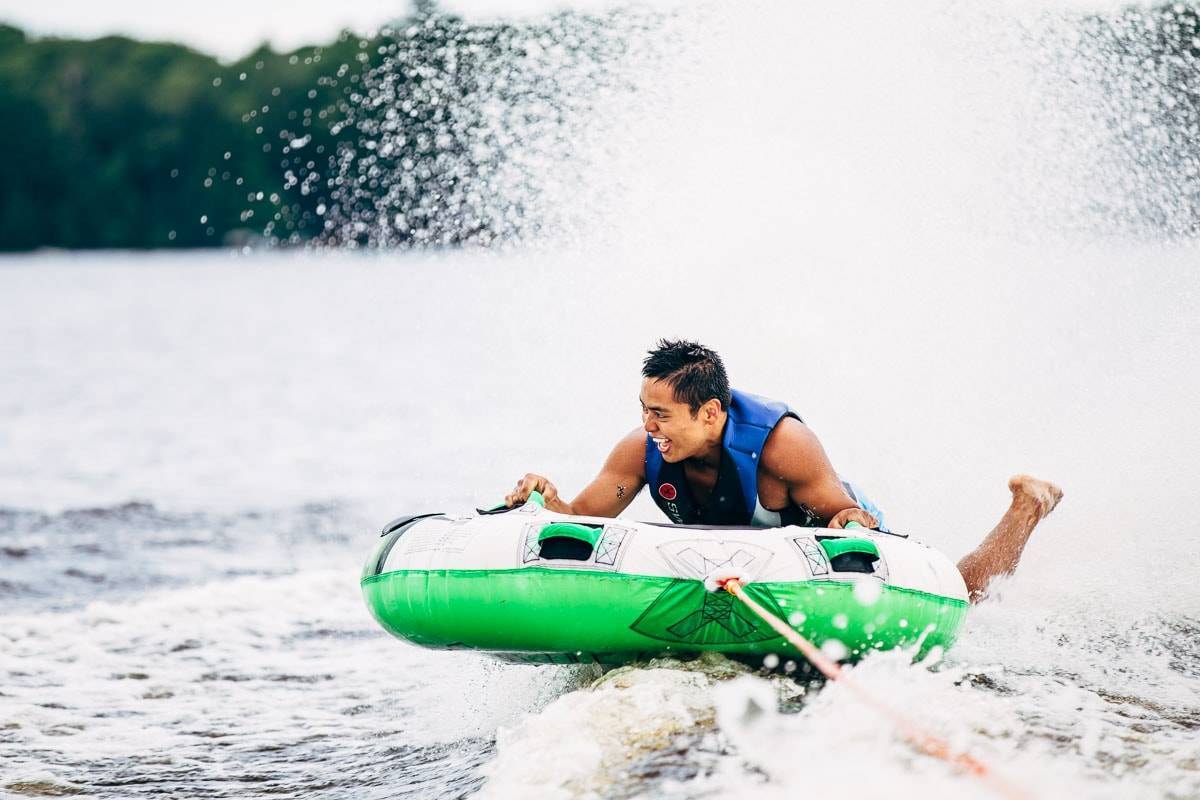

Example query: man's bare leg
[957,475,1063,603]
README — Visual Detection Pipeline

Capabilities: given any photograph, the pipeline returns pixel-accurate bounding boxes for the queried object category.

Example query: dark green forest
[0,6,637,252]
[1,5,1199,251]
[0,22,396,250]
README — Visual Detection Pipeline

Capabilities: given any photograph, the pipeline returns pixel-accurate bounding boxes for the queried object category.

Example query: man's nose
[642,412,657,433]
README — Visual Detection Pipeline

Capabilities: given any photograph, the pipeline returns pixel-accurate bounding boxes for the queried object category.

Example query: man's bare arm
[504,428,647,517]
[760,417,877,528]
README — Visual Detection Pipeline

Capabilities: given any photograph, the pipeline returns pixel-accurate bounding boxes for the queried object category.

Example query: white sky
[0,0,1132,60]
[0,0,634,60]
[0,1,399,60]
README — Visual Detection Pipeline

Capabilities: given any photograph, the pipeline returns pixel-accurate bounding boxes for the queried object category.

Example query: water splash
[315,6,675,249]
[290,1,1200,251]
[477,653,800,798]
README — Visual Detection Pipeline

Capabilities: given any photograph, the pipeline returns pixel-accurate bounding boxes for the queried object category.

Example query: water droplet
[821,639,848,661]
[833,613,848,630]
[762,653,779,669]
[852,578,883,606]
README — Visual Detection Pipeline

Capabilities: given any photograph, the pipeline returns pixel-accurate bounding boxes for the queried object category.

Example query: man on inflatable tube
[505,339,1062,602]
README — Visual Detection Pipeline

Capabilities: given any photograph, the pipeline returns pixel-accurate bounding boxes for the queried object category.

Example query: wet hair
[641,339,731,415]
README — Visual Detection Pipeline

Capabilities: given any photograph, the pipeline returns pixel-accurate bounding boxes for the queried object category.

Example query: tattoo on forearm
[616,484,626,500]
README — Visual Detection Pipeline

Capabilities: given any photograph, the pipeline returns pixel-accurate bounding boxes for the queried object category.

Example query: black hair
[641,339,732,415]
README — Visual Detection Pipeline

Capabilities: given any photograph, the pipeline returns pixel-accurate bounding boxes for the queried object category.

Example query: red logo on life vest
[659,483,678,501]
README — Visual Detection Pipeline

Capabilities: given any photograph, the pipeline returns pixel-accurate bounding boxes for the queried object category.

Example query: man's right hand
[505,473,565,510]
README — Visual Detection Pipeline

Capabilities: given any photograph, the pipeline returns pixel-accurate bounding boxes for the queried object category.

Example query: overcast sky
[0,0,623,60]
[0,1,403,59]
[0,0,1131,60]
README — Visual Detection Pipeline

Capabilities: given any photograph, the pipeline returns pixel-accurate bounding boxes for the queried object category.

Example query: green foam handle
[844,520,863,529]
[481,488,547,514]
[819,537,880,560]
[537,521,600,546]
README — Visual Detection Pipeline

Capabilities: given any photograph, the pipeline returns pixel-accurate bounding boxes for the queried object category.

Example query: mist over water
[4,1,1200,798]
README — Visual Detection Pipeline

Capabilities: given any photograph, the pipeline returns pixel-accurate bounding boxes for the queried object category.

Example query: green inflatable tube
[361,499,968,666]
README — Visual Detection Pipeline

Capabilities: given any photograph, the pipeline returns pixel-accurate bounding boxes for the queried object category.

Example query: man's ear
[701,398,722,424]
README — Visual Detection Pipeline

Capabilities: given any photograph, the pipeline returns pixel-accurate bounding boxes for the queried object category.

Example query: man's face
[639,378,716,462]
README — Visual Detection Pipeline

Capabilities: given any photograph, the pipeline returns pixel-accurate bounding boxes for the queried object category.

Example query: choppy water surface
[5,0,1200,796]
[2,246,1198,799]
[0,496,598,798]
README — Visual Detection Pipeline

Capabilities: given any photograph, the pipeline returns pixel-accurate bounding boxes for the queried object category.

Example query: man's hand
[828,507,878,529]
[505,473,568,511]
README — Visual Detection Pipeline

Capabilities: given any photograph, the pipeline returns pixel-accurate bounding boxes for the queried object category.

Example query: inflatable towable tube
[361,498,969,666]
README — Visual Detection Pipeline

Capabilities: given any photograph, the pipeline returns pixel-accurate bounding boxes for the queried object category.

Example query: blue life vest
[644,389,817,527]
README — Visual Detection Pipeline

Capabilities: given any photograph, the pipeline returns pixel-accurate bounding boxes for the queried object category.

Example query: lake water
[1,243,1197,798]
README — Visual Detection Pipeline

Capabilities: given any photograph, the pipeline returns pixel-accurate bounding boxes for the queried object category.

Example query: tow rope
[718,576,1029,800]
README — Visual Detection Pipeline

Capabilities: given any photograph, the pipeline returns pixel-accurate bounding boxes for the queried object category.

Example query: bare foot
[1008,474,1063,520]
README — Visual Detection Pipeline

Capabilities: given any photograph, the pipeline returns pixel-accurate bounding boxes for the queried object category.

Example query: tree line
[0,5,636,252]
[0,21,411,250]
[1,4,1199,252]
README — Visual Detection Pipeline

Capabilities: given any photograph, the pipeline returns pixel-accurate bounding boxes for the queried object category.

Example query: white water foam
[0,564,587,796]
[477,654,782,798]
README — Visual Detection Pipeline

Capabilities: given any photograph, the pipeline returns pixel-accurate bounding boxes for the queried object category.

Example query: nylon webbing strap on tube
[719,577,1029,800]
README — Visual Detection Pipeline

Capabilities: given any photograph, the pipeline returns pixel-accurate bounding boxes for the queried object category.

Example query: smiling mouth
[652,437,671,453]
